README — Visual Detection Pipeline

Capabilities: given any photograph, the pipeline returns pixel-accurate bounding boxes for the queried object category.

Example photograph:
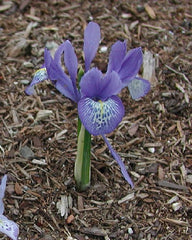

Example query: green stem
[74,120,91,191]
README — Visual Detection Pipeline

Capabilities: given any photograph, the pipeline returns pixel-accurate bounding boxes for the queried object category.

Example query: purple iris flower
[107,40,151,99]
[25,22,150,187]
[0,175,19,240]
[25,22,100,102]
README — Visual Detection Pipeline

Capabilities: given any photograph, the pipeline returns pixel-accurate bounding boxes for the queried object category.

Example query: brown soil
[0,0,191,239]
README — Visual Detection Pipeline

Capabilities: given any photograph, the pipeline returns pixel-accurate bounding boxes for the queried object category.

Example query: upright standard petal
[80,68,122,100]
[63,40,78,82]
[45,46,79,102]
[0,175,7,215]
[25,68,48,95]
[100,71,122,99]
[128,77,151,99]
[107,40,127,73]
[80,68,103,98]
[63,40,79,100]
[0,215,19,240]
[83,22,101,72]
[102,135,134,188]
[78,95,124,136]
[118,47,143,85]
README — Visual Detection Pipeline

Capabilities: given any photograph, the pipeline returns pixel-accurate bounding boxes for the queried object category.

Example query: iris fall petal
[25,68,48,95]
[102,135,134,188]
[128,77,151,99]
[0,215,19,240]
[0,175,19,240]
[44,44,79,102]
[0,175,7,215]
[78,95,124,136]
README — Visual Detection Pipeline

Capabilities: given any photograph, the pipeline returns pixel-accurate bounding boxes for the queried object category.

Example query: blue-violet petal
[25,68,48,95]
[84,22,101,72]
[80,68,122,100]
[0,175,7,215]
[63,40,78,82]
[128,77,151,99]
[78,95,124,135]
[118,47,143,84]
[102,135,134,188]
[107,40,127,73]
[0,215,19,240]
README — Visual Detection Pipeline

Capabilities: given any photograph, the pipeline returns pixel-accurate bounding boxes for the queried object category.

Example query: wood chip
[14,182,23,195]
[0,2,12,12]
[118,192,135,204]
[77,195,84,210]
[81,227,107,237]
[66,214,75,224]
[158,180,188,191]
[56,195,73,219]
[35,110,53,122]
[128,123,139,136]
[161,218,189,227]
[144,3,156,19]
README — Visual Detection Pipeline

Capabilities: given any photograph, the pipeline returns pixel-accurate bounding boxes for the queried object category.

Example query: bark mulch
[0,0,191,239]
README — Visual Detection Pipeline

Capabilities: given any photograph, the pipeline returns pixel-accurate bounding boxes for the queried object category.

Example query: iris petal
[102,135,134,188]
[80,68,103,98]
[84,22,101,72]
[80,68,122,100]
[101,71,122,99]
[63,40,78,82]
[128,77,151,99]
[0,175,7,215]
[78,96,124,136]
[25,68,48,95]
[44,45,79,102]
[0,215,19,240]
[119,47,143,85]
[55,80,78,102]
[63,40,79,100]
[107,40,127,73]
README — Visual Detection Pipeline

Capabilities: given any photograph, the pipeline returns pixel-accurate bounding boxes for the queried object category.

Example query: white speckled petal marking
[0,215,19,240]
[25,68,48,95]
[78,95,124,135]
[33,68,48,84]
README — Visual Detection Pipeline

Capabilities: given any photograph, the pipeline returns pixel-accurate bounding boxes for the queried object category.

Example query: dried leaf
[66,214,75,224]
[35,110,53,122]
[15,182,23,195]
[128,123,139,136]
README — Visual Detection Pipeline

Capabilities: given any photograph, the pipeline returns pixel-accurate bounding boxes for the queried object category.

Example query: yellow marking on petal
[98,100,104,117]
[33,67,47,76]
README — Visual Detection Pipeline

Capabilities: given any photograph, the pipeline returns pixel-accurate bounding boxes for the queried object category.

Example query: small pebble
[148,147,155,153]
[99,46,108,53]
[23,61,34,68]
[20,79,30,85]
[20,145,34,159]
[121,13,132,19]
[172,202,182,211]
[186,175,192,184]
[128,227,133,235]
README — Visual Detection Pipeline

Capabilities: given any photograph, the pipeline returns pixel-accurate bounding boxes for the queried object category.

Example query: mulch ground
[0,0,192,239]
